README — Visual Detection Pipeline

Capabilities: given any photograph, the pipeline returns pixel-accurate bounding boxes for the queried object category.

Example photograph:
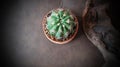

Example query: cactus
[46,9,76,40]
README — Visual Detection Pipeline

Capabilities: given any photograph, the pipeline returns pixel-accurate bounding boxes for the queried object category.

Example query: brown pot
[42,8,79,44]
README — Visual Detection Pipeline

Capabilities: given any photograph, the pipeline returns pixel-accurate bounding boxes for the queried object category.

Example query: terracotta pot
[42,8,79,44]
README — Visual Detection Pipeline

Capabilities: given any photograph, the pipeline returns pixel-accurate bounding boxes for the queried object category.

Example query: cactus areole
[42,8,78,44]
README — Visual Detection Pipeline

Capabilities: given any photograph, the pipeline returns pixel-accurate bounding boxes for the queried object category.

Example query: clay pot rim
[42,8,79,44]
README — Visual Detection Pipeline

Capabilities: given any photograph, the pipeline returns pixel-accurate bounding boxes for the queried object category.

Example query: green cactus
[46,9,76,40]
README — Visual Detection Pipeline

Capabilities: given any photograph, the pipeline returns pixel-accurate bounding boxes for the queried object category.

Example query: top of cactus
[46,8,76,40]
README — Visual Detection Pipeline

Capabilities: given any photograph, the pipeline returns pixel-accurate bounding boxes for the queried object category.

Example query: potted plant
[42,8,79,44]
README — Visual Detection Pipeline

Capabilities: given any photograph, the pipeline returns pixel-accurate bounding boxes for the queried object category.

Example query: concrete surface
[2,0,105,67]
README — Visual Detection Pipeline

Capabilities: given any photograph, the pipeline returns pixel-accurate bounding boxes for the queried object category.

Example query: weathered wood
[82,0,120,67]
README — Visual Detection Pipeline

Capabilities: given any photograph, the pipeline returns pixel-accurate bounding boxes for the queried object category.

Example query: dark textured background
[1,0,119,67]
